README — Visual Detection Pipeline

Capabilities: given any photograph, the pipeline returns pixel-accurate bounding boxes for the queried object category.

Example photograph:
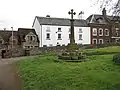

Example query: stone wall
[1,43,120,59]
[0,50,1,59]
[29,48,42,56]
[29,46,66,56]
[4,48,25,58]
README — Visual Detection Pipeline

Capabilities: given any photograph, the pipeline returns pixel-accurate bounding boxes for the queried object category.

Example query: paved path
[0,56,34,90]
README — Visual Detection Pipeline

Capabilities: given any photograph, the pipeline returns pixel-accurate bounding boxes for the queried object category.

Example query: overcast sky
[0,0,102,30]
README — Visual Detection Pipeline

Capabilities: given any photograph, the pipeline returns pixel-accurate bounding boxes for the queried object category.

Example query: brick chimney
[102,8,106,16]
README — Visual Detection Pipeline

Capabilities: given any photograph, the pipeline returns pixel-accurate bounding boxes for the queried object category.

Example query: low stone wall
[29,46,66,56]
[0,50,1,59]
[29,48,42,56]
[39,46,66,53]
[4,48,25,58]
[1,43,120,59]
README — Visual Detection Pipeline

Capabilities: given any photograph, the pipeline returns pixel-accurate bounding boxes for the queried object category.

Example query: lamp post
[11,27,13,57]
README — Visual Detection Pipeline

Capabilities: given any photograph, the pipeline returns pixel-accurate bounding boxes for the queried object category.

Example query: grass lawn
[86,46,120,53]
[18,53,120,90]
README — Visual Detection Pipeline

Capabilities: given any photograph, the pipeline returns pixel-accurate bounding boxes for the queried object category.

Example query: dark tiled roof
[87,14,120,24]
[34,16,88,27]
[107,16,120,21]
[0,30,18,42]
[18,28,39,42]
[0,28,39,44]
[86,14,108,24]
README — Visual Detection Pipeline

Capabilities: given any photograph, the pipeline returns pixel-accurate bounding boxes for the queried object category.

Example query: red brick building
[87,8,120,45]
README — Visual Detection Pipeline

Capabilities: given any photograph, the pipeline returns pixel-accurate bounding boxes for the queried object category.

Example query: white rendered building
[32,16,90,47]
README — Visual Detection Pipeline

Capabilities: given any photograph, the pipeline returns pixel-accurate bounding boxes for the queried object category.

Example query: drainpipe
[40,25,42,47]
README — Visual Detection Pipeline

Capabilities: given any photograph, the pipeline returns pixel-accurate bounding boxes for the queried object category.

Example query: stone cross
[68,9,76,20]
[68,9,76,44]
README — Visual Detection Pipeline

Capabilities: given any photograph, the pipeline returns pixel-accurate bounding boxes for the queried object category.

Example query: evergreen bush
[113,53,120,64]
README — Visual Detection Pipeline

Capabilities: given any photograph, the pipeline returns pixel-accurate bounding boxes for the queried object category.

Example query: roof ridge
[36,16,86,21]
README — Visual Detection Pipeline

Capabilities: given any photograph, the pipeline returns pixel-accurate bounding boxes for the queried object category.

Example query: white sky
[0,0,101,30]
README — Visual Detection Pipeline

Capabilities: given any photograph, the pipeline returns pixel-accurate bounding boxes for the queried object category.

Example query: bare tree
[94,0,120,16]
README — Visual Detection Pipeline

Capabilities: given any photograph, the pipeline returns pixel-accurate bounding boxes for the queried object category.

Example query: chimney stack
[3,28,6,31]
[46,15,50,17]
[102,8,106,16]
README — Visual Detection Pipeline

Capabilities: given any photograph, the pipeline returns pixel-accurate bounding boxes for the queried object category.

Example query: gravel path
[0,56,33,90]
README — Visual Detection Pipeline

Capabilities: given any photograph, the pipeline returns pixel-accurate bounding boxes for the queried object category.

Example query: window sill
[46,39,51,40]
[105,35,109,36]
[57,39,62,40]
[93,34,97,36]
[58,31,62,32]
[99,34,103,36]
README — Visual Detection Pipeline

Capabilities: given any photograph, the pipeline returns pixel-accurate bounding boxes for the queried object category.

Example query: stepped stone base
[57,50,87,62]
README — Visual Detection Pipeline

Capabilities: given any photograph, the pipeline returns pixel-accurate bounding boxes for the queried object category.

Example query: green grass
[82,46,120,56]
[18,53,120,90]
[86,46,120,52]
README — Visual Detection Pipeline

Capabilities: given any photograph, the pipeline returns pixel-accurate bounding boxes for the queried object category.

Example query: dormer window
[58,28,62,32]
[96,17,103,23]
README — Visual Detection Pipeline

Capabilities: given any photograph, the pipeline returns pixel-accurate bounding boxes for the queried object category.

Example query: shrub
[85,51,119,56]
[113,54,120,64]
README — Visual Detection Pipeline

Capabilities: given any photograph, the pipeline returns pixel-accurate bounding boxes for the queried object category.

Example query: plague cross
[68,9,76,44]
[68,9,76,20]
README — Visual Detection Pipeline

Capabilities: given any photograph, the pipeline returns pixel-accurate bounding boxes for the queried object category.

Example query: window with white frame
[92,28,97,36]
[33,36,35,41]
[79,34,82,40]
[99,28,103,36]
[106,39,110,43]
[58,34,62,40]
[105,29,109,36]
[68,28,71,32]
[69,34,71,39]
[116,28,119,36]
[58,28,62,32]
[93,39,97,44]
[27,36,33,41]
[46,33,50,40]
[0,40,2,44]
[116,28,119,30]
[79,28,82,33]
[99,39,103,44]
[115,39,119,42]
[46,27,50,32]
[27,35,36,41]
